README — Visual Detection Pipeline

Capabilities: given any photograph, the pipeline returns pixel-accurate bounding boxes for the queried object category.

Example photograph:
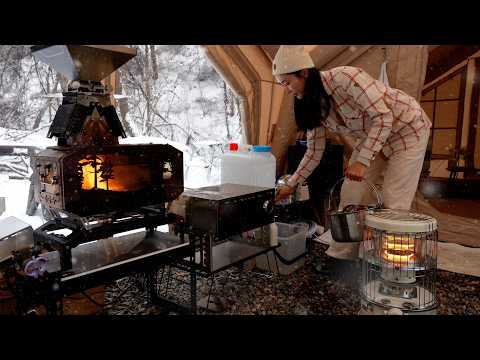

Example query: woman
[273,45,431,260]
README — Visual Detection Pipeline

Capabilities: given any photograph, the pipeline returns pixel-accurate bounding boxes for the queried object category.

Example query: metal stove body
[33,144,183,217]
[181,184,276,273]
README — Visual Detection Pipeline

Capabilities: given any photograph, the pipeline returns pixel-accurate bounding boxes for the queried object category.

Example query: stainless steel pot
[327,177,383,243]
[275,175,296,205]
[275,175,310,205]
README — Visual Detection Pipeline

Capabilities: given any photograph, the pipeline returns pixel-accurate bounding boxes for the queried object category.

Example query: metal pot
[275,175,310,205]
[275,175,296,205]
[327,177,382,243]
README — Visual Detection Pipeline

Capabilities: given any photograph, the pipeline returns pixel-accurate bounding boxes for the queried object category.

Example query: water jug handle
[327,177,383,212]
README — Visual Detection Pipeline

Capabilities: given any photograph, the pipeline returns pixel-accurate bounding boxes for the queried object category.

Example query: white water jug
[220,144,276,188]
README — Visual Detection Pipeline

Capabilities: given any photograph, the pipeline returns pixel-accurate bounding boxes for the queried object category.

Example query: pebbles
[102,243,480,315]
[436,270,480,315]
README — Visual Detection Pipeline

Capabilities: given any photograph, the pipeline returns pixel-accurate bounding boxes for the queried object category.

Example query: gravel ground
[102,243,480,315]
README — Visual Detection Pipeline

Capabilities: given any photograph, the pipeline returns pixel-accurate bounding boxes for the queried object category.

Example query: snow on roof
[192,140,223,146]
[0,129,195,153]
[119,136,191,153]
[0,127,55,149]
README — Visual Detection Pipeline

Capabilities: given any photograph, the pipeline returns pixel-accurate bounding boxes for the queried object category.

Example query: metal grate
[369,209,433,222]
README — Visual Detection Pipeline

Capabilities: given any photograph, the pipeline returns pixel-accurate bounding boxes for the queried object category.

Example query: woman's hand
[345,161,367,182]
[275,185,296,203]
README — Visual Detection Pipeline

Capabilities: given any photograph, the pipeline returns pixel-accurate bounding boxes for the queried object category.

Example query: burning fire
[382,234,415,264]
[383,250,415,263]
[80,155,124,192]
[79,155,151,192]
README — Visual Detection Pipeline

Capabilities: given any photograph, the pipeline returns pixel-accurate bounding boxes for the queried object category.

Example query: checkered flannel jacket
[288,66,431,188]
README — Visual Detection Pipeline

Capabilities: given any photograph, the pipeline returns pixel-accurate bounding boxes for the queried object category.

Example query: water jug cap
[252,145,272,152]
[229,143,239,151]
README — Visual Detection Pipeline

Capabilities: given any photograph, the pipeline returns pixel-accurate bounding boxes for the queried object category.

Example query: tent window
[470,58,480,171]
[436,73,462,100]
[421,66,466,160]
[422,88,435,101]
[475,84,480,168]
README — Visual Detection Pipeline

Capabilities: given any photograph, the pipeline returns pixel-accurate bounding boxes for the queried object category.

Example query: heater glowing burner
[383,249,415,264]
[383,235,415,250]
[382,234,416,266]
[360,209,438,315]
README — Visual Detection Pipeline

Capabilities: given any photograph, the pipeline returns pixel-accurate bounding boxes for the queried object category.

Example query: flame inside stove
[79,155,151,192]
[382,234,415,264]
[80,155,118,191]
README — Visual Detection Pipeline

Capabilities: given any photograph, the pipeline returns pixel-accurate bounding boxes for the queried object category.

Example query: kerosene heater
[360,209,438,315]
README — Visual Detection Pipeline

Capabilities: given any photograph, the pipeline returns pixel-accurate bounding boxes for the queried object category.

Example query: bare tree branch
[0,163,29,178]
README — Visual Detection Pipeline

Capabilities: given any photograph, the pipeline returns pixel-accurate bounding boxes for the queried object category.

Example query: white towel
[325,239,360,260]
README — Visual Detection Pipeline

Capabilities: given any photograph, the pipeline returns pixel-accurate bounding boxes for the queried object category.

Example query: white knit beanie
[272,45,316,76]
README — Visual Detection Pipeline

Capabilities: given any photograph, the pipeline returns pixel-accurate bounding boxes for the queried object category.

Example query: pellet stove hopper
[30,46,184,270]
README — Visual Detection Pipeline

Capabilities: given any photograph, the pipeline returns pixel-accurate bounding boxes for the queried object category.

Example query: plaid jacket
[288,66,431,188]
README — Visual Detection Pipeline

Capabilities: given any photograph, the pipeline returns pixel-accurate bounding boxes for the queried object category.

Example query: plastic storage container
[220,144,276,188]
[255,222,308,275]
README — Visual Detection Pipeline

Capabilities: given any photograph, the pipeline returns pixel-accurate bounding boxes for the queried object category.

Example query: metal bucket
[327,177,382,243]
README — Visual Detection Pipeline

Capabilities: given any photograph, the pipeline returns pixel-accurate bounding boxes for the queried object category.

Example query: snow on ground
[0,175,45,228]
[184,156,220,189]
[0,126,55,149]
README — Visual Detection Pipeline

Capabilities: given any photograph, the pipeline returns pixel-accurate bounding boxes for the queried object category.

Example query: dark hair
[292,68,331,131]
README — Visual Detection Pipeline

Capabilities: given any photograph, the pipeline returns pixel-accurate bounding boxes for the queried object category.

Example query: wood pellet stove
[29,45,184,271]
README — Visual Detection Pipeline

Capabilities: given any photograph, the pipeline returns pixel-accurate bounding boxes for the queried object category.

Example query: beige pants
[326,128,430,260]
